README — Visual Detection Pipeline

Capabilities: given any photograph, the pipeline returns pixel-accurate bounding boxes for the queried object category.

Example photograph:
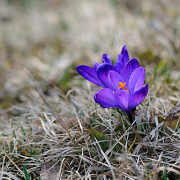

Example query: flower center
[118,82,129,92]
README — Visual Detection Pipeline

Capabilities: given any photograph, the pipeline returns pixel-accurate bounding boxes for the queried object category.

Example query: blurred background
[0,0,179,114]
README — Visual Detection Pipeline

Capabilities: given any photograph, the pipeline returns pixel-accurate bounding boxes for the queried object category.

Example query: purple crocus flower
[76,45,148,115]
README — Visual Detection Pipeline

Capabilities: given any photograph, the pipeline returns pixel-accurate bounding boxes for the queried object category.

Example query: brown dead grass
[0,0,180,179]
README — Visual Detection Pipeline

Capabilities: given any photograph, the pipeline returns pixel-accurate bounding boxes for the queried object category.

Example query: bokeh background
[0,0,179,114]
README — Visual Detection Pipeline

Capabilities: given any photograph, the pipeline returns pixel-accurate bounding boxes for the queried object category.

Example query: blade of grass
[23,165,31,180]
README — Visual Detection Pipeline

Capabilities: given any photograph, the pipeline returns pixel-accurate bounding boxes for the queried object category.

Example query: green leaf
[13,130,16,138]
[23,165,31,180]
[21,126,26,136]
[88,127,109,152]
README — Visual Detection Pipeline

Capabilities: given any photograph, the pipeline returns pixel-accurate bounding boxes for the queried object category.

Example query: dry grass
[0,0,180,179]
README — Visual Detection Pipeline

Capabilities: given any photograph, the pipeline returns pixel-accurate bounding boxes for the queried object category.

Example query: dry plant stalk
[25,69,71,138]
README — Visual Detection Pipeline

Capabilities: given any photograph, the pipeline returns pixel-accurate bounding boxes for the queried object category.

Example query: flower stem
[128,108,136,124]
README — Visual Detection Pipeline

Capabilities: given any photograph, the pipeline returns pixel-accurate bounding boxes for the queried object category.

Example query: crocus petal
[128,67,145,94]
[115,54,123,72]
[128,83,149,110]
[102,54,112,64]
[115,45,130,73]
[121,45,129,65]
[120,58,140,83]
[76,65,105,87]
[93,62,100,72]
[108,70,125,92]
[115,45,129,73]
[97,63,116,88]
[114,90,130,113]
[94,88,120,108]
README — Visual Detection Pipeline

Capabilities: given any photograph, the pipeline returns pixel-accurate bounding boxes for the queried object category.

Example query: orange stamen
[118,82,126,90]
[118,82,129,92]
